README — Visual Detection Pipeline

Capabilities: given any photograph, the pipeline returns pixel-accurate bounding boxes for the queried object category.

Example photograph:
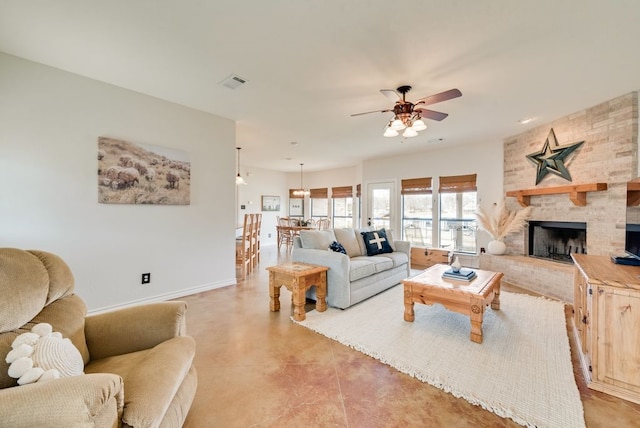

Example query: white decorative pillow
[299,230,337,250]
[5,323,84,385]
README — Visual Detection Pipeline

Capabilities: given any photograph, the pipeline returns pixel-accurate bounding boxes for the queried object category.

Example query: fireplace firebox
[528,221,587,263]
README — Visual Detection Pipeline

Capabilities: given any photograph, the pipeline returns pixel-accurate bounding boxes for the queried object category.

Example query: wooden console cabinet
[410,247,450,268]
[571,254,640,404]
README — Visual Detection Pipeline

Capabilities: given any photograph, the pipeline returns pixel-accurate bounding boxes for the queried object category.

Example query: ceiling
[1,1,639,173]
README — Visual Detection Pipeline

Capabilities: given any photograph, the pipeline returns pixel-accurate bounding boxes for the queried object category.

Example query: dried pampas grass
[475,200,533,241]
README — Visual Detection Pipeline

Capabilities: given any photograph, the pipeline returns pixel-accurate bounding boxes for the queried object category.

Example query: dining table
[276,224,316,250]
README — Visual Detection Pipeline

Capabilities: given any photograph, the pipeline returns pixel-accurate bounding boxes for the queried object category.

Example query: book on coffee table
[442,267,477,281]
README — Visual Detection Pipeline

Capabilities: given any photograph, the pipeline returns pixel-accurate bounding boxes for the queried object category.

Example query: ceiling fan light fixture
[391,119,406,131]
[403,127,418,138]
[411,119,427,131]
[351,86,462,139]
[383,125,399,137]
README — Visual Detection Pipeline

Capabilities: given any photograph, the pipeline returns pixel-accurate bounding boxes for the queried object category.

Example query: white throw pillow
[5,323,84,386]
[333,228,361,257]
[299,230,337,250]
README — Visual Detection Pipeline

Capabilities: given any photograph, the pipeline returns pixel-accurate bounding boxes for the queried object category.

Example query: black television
[625,224,640,260]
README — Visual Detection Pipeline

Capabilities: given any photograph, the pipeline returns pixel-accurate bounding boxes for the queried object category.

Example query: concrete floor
[181,246,640,427]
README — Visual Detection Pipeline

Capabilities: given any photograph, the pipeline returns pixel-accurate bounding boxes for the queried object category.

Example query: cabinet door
[595,287,640,392]
[585,282,592,362]
[573,269,589,354]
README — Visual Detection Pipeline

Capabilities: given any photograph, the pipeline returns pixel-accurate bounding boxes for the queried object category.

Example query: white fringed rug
[293,285,585,428]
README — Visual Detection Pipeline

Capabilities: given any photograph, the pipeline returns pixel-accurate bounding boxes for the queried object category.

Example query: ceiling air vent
[220,74,248,90]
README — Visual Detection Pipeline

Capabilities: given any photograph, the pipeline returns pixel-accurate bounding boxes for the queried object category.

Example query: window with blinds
[401,177,433,247]
[310,188,329,222]
[438,174,477,253]
[332,186,353,228]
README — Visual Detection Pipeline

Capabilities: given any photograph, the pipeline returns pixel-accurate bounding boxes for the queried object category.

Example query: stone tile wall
[481,92,638,302]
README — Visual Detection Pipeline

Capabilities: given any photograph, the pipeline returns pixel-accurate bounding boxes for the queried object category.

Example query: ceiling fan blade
[414,88,462,106]
[415,108,449,121]
[351,109,392,117]
[380,89,400,101]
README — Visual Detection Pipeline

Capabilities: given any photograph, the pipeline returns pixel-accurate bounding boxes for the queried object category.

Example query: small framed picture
[261,195,280,212]
[289,199,304,216]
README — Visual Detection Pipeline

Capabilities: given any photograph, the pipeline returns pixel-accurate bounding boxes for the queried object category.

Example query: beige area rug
[294,285,585,428]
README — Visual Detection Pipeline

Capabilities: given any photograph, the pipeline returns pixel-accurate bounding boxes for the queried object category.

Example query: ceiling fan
[351,85,462,138]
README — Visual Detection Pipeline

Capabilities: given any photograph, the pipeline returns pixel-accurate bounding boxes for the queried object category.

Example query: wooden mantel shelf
[505,182,608,207]
[627,181,640,206]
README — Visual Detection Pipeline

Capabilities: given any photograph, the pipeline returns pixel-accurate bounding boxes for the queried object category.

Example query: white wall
[0,53,237,312]
[236,166,288,247]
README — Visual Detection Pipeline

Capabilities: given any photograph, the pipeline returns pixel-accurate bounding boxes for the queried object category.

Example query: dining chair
[277,217,292,250]
[236,214,254,280]
[317,218,331,230]
[251,213,262,268]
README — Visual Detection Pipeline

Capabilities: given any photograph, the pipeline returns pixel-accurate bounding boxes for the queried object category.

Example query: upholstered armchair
[0,248,197,427]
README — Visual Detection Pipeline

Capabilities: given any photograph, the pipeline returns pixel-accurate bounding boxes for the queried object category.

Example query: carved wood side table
[266,262,328,321]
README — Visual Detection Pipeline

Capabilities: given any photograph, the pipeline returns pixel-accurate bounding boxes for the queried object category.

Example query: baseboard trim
[87,278,237,315]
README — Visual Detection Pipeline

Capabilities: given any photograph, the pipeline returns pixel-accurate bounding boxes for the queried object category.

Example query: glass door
[367,181,395,230]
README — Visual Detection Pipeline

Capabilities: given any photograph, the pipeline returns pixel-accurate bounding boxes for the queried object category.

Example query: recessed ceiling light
[290,141,299,146]
[518,117,535,125]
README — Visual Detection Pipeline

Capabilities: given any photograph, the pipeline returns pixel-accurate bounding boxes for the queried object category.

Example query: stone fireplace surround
[480,92,638,303]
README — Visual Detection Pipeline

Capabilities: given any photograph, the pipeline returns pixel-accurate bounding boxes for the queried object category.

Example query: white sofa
[291,227,411,309]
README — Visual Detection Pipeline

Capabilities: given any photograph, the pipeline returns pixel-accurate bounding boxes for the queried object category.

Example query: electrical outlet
[141,273,151,284]
[268,233,272,238]
[480,247,486,254]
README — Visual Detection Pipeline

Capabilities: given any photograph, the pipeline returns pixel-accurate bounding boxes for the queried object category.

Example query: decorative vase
[487,239,507,255]
[451,256,462,272]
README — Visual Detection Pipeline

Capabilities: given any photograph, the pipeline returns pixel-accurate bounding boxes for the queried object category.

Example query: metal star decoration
[526,128,584,185]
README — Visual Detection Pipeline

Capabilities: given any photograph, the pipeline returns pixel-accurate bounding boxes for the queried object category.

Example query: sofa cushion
[365,256,394,273]
[333,228,361,257]
[299,230,337,250]
[85,335,195,428]
[376,251,409,268]
[354,227,373,256]
[0,249,49,333]
[348,259,376,282]
[361,230,393,256]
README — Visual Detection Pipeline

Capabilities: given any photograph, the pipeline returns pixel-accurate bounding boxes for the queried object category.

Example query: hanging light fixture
[235,147,247,185]
[292,163,310,197]
[385,113,427,138]
[383,121,399,137]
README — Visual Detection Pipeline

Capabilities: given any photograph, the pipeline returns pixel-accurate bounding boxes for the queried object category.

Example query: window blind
[331,186,353,198]
[438,174,477,193]
[401,177,432,195]
[309,188,328,198]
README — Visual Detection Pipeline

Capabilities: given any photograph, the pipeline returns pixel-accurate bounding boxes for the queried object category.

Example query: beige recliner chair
[0,248,197,427]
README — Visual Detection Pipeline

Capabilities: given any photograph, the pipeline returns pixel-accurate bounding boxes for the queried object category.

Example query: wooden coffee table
[266,262,328,321]
[402,264,503,343]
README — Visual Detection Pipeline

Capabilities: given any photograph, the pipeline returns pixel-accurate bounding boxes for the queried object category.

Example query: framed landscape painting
[261,195,280,212]
[98,137,190,205]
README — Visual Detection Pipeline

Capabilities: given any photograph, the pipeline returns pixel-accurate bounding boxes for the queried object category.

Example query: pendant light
[235,147,247,185]
[292,163,310,197]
